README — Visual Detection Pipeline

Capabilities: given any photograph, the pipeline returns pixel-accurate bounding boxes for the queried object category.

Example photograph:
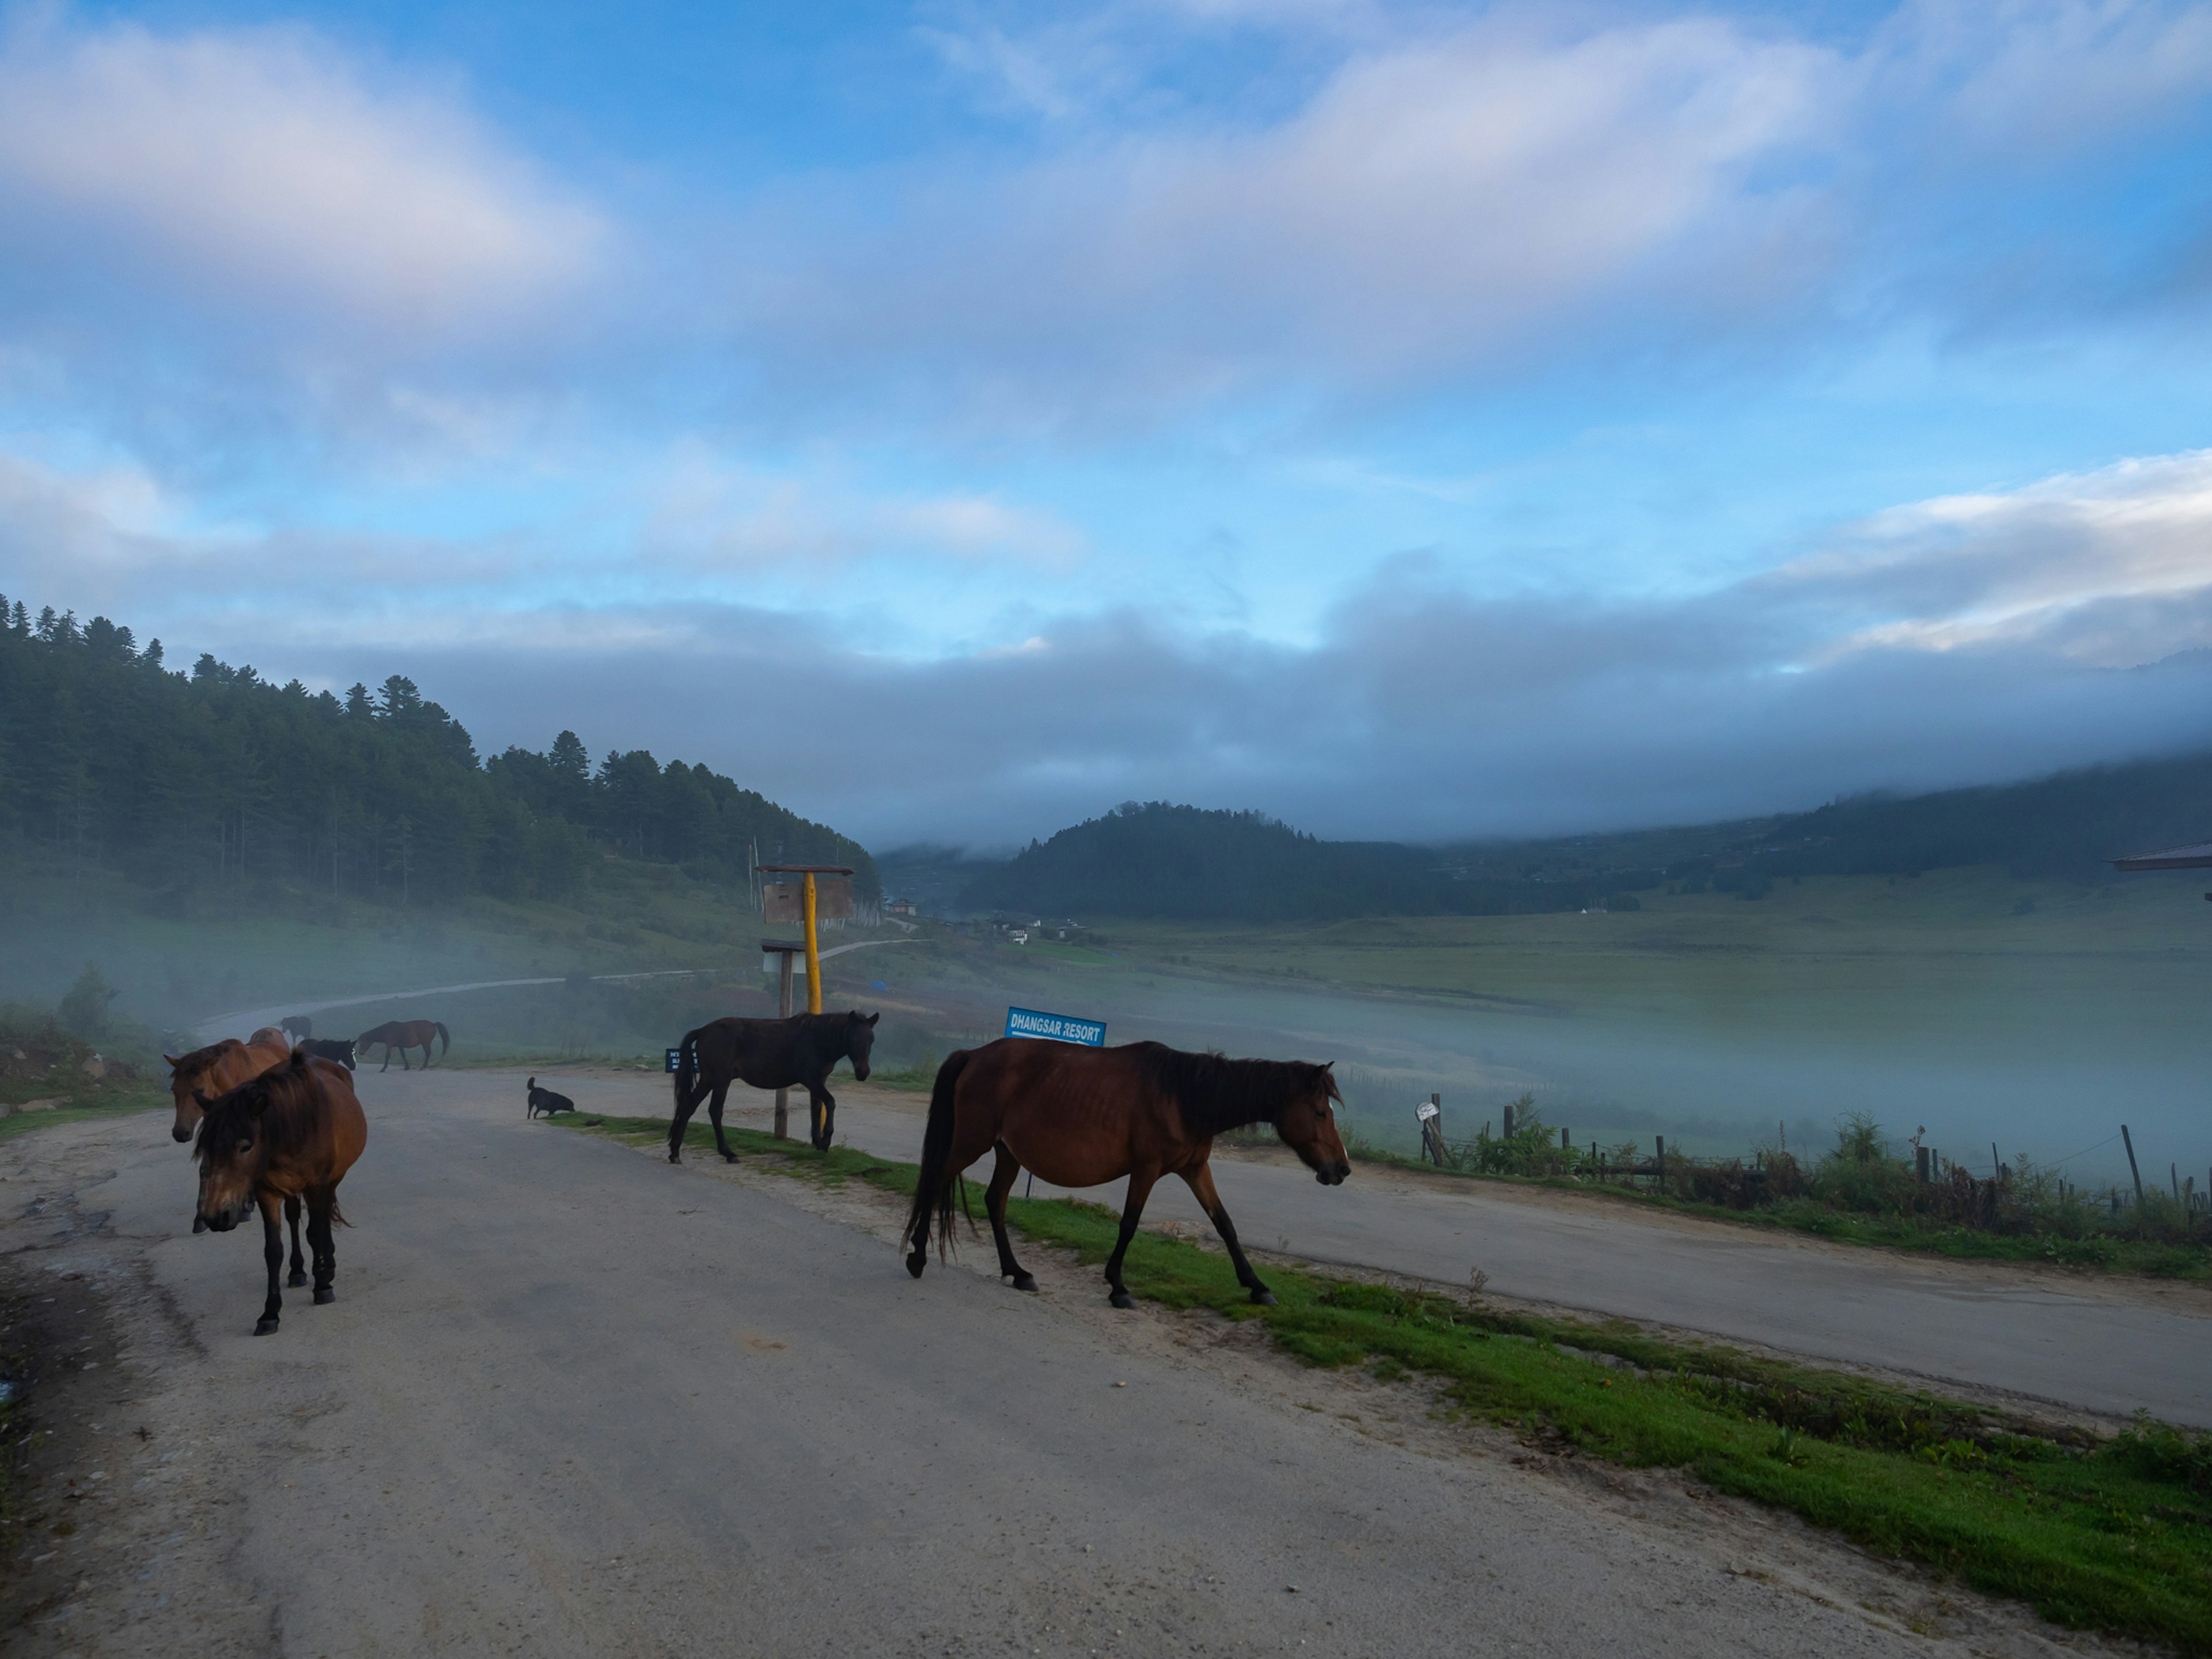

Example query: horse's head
[166,1048,219,1143]
[192,1074,278,1233]
[846,1010,880,1081]
[1275,1063,1351,1187]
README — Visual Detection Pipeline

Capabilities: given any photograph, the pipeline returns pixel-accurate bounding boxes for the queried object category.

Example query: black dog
[527,1077,577,1120]
[300,1037,356,1071]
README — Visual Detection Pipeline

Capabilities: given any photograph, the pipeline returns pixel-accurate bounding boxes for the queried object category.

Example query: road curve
[782,1085,2212,1429]
[0,1070,2066,1656]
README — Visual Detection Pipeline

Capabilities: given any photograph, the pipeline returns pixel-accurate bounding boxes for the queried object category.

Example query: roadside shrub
[1810,1113,1921,1214]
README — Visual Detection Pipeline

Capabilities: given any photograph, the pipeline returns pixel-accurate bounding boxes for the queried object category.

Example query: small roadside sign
[665,1048,683,1074]
[1416,1100,1439,1122]
[1005,1006,1107,1047]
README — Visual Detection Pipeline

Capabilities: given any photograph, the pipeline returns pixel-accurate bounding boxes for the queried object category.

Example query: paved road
[0,1070,2070,1657]
[667,1080,2210,1429]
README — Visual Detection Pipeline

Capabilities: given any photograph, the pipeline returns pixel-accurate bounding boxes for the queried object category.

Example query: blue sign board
[1005,1006,1107,1047]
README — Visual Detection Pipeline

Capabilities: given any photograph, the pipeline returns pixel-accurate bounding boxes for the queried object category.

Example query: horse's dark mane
[195,1053,327,1162]
[171,1037,243,1084]
[1131,1043,1332,1137]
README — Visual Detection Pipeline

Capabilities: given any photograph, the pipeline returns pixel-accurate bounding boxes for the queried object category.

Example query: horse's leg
[667,1072,707,1162]
[985,1142,1036,1291]
[254,1192,285,1335]
[1103,1169,1161,1309]
[380,1044,392,1073]
[285,1193,308,1287]
[401,1041,414,1071]
[1180,1162,1275,1306]
[307,1186,338,1305]
[706,1080,739,1164]
[809,1084,836,1153]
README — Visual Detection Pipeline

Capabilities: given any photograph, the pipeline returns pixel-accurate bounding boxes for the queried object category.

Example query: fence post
[1655,1135,1665,1191]
[1916,1146,1930,1183]
[1503,1100,1516,1138]
[2122,1124,2145,1210]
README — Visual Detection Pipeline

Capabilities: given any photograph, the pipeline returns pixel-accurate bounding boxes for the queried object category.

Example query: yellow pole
[802,871,821,1014]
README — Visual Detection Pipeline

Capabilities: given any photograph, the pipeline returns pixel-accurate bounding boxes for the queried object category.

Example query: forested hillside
[956,802,1623,921]
[957,751,2212,921]
[0,596,876,908]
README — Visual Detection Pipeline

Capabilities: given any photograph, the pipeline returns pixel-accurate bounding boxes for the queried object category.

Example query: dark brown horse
[281,1014,313,1041]
[192,1050,369,1335]
[165,1028,315,1287]
[906,1039,1350,1308]
[669,1011,878,1161]
[356,1019,449,1071]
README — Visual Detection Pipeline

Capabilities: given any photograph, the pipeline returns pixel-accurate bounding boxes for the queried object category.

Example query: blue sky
[5,0,2212,846]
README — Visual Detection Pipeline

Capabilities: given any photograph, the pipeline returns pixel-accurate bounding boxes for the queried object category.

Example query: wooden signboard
[763,877,853,923]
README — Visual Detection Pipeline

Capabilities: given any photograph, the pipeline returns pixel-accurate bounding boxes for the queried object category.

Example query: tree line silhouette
[0,597,876,908]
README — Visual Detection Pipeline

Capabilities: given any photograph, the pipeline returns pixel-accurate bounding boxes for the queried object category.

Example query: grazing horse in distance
[192,1050,368,1335]
[527,1077,576,1119]
[281,1015,313,1042]
[356,1019,449,1071]
[300,1037,357,1071]
[906,1040,1350,1308]
[669,1011,878,1161]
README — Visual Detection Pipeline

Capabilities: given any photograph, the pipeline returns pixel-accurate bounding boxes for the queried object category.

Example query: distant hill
[955,803,1632,922]
[954,751,2212,922]
[0,593,876,909]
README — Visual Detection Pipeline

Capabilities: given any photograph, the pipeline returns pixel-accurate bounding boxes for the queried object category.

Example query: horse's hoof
[288,1269,308,1287]
[1251,1290,1278,1307]
[1109,1290,1135,1309]
[313,1287,335,1305]
[667,1150,682,1164]
[253,1317,280,1336]
[906,1252,927,1280]
[1013,1274,1039,1293]
[720,1153,740,1165]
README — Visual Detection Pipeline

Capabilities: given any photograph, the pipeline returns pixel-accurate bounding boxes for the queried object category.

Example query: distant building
[1010,930,1030,945]
[884,898,920,916]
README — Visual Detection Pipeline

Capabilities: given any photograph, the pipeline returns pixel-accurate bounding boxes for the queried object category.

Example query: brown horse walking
[904,1039,1350,1308]
[165,1028,314,1287]
[192,1050,369,1335]
[356,1019,449,1071]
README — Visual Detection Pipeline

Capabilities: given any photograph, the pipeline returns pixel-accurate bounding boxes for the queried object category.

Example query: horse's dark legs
[255,1192,285,1335]
[667,1074,711,1162]
[400,1043,414,1071]
[984,1143,1036,1291]
[1180,1162,1274,1305]
[705,1081,740,1163]
[306,1186,337,1305]
[285,1194,308,1287]
[379,1045,392,1073]
[808,1084,836,1153]
[1104,1170,1160,1309]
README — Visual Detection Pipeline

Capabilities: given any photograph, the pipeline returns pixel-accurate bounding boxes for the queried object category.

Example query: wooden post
[2122,1124,2145,1210]
[1503,1100,1515,1137]
[1423,1092,1445,1166]
[774,949,795,1140]
[1915,1146,1930,1183]
[802,872,822,1016]
[1654,1135,1665,1188]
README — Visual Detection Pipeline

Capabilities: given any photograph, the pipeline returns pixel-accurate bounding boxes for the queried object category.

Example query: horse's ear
[164,1055,180,1069]
[868,1012,880,1026]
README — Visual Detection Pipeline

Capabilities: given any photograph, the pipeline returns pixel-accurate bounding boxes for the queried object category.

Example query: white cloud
[0,12,606,331]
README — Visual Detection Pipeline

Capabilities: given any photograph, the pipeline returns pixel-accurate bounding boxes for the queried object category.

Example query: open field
[0,1067,2190,1658]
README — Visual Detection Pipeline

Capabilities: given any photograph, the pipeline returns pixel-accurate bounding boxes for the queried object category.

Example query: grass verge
[559,1111,2212,1654]
[1343,1139,2212,1282]
[0,1090,168,1143]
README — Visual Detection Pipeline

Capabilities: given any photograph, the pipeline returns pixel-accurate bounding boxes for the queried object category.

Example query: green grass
[556,1109,2212,1653]
[1340,1139,2212,1282]
[0,1092,168,1143]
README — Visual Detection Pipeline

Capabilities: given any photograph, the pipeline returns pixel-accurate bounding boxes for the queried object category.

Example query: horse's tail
[434,1022,450,1056]
[672,1028,702,1112]
[907,1049,976,1263]
[329,1196,351,1229]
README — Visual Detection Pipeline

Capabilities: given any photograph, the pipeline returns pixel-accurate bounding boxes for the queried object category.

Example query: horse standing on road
[905,1040,1350,1308]
[165,1028,313,1288]
[669,1012,878,1161]
[301,1037,357,1071]
[281,1015,313,1041]
[192,1050,368,1335]
[356,1019,449,1071]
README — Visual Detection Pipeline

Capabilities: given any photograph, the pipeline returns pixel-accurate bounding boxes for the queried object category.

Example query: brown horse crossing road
[0,1068,2082,1655]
